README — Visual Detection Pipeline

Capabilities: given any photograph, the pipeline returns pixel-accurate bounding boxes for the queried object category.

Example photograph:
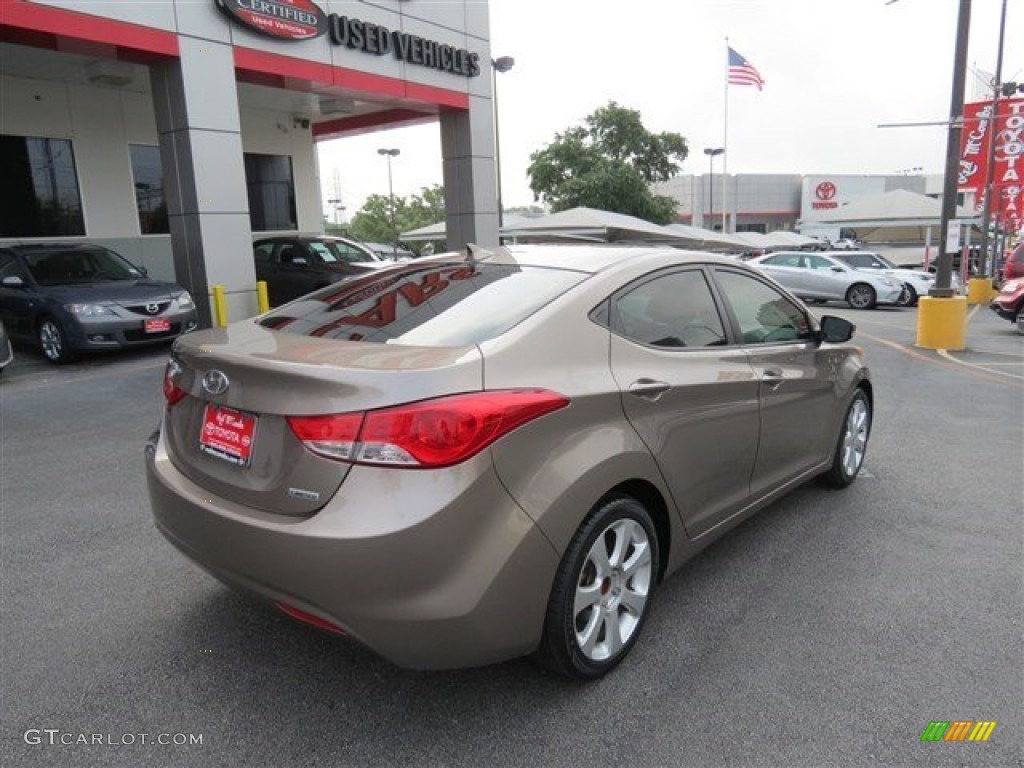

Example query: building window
[0,135,85,237]
[129,145,168,235]
[244,153,296,231]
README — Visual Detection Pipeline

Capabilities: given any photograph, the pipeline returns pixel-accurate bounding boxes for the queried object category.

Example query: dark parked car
[0,319,12,374]
[148,245,872,678]
[0,244,197,364]
[253,236,389,307]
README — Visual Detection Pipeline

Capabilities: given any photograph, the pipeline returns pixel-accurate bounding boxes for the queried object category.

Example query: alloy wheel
[573,518,653,662]
[39,320,64,362]
[847,285,875,309]
[841,397,870,478]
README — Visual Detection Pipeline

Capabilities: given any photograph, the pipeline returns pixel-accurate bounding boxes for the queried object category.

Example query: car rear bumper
[989,299,1021,322]
[145,428,560,670]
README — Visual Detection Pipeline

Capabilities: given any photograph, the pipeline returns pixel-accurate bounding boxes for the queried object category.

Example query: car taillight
[163,362,187,407]
[286,412,363,461]
[287,390,569,469]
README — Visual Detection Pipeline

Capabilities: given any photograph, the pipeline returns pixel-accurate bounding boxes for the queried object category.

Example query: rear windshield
[258,261,587,346]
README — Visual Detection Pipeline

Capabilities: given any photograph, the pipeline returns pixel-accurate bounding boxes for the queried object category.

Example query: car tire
[37,317,76,364]
[536,495,659,680]
[846,283,877,310]
[897,284,917,307]
[821,389,871,488]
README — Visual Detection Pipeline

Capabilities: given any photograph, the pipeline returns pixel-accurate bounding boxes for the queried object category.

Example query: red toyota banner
[958,97,1023,231]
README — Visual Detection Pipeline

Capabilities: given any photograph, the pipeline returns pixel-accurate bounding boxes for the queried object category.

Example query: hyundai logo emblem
[147,303,160,315]
[201,369,230,396]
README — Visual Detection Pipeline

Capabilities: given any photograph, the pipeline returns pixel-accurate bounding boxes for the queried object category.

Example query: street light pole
[377,147,400,259]
[703,147,724,230]
[492,56,515,233]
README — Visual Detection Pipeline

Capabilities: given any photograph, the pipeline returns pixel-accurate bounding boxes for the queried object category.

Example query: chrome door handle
[761,369,785,389]
[628,379,671,401]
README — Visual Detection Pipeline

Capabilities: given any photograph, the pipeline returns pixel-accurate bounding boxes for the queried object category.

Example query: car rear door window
[612,270,727,348]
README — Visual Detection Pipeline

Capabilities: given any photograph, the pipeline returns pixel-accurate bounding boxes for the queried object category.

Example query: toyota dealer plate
[199,404,256,466]
[144,318,171,333]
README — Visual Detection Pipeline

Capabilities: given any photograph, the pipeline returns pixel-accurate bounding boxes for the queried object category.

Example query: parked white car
[747,251,904,309]
[828,251,935,307]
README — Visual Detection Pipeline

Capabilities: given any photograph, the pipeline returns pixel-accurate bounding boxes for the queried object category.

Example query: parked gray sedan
[147,245,872,678]
[748,251,904,309]
[0,244,198,363]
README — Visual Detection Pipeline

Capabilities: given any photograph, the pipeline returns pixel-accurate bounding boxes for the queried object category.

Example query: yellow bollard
[212,284,228,327]
[967,277,994,305]
[916,295,967,351]
[256,281,270,314]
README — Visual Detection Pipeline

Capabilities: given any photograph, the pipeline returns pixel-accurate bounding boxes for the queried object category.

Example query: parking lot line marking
[858,332,1024,390]
[936,349,1024,382]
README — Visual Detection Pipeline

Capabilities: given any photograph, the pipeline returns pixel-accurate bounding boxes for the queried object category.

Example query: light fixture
[492,57,515,230]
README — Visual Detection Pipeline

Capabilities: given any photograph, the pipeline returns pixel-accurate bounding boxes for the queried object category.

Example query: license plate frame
[199,403,257,467]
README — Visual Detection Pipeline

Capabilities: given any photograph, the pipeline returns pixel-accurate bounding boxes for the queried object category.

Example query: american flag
[728,47,764,90]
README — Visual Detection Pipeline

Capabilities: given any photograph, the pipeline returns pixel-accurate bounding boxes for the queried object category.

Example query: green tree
[527,102,687,224]
[348,184,445,243]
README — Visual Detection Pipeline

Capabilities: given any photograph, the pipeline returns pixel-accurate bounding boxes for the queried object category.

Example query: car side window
[254,243,275,265]
[763,253,802,268]
[714,270,814,345]
[613,270,727,348]
[0,255,32,283]
[806,255,835,271]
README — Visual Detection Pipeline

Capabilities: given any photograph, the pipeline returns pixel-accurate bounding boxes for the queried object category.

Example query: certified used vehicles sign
[215,0,328,41]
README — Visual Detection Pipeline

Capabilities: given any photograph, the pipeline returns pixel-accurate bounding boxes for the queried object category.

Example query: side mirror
[819,315,855,343]
[1,275,25,288]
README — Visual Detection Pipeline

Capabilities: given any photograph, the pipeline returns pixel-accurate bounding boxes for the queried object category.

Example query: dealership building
[0,0,497,325]
[654,172,947,241]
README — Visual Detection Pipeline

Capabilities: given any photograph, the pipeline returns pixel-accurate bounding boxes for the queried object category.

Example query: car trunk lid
[162,323,483,517]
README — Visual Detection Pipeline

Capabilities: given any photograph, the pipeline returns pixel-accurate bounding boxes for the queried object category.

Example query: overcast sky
[317,0,1023,223]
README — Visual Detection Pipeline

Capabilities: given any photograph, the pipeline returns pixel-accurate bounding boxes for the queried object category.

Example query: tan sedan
[146,245,872,679]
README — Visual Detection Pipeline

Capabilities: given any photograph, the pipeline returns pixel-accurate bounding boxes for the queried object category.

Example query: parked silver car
[147,245,873,678]
[829,251,935,307]
[747,251,904,309]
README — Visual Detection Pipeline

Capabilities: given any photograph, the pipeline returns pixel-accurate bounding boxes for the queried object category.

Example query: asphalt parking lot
[1,303,1021,767]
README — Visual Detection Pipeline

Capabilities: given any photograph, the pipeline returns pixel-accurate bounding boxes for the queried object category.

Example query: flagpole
[722,38,729,233]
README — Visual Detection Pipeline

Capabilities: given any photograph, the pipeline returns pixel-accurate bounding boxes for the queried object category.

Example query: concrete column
[150,38,255,328]
[440,96,499,250]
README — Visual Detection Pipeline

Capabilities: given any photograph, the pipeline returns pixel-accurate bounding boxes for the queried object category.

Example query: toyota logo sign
[816,182,837,201]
